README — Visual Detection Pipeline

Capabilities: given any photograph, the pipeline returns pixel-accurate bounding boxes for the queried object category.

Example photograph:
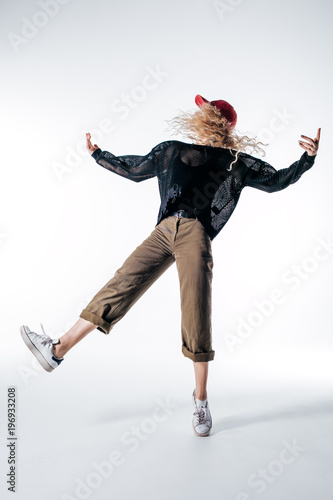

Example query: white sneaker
[192,389,212,437]
[20,322,64,373]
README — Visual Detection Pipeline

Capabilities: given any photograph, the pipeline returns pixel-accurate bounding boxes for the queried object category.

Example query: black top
[91,140,317,240]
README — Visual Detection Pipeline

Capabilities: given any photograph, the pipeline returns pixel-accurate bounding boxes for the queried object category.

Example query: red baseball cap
[195,94,237,130]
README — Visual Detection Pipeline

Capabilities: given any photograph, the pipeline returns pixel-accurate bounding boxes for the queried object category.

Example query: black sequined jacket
[91,140,316,240]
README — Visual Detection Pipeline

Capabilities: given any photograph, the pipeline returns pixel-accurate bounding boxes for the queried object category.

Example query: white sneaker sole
[20,325,55,373]
[192,420,212,437]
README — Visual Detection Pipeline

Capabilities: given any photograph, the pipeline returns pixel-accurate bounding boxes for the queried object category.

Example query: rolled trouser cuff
[79,309,112,335]
[182,345,215,362]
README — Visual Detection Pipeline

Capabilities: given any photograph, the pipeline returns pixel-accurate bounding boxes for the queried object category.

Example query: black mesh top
[91,140,317,240]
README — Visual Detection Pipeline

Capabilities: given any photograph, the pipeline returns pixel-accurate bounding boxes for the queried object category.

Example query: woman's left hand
[86,132,100,155]
[298,128,321,156]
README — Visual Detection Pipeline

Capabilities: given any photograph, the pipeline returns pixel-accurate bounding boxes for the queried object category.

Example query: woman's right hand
[86,132,100,155]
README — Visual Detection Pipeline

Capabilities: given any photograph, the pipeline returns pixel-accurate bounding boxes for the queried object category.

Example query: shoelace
[39,321,53,346]
[193,406,207,425]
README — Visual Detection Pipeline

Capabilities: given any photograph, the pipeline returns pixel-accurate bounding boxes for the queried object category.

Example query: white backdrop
[1,1,332,499]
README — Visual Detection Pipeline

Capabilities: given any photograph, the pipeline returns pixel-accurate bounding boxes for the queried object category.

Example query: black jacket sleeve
[91,142,168,182]
[244,151,316,193]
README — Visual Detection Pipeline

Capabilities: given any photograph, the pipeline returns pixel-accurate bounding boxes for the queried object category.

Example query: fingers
[301,128,321,145]
[85,133,99,155]
[299,140,316,153]
[298,128,321,155]
[86,132,93,153]
[300,134,316,146]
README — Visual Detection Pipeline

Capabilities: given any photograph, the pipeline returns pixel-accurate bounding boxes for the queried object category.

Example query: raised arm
[244,129,321,193]
[85,132,166,183]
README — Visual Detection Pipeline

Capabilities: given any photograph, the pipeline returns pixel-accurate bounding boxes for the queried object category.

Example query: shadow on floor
[212,398,333,435]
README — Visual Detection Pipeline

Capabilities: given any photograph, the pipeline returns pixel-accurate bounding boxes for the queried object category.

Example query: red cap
[195,94,237,130]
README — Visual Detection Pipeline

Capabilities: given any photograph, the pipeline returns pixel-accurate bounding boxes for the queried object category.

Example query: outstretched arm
[244,129,321,193]
[85,132,162,182]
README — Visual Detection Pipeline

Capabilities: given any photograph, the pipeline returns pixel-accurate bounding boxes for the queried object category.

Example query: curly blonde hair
[165,102,268,171]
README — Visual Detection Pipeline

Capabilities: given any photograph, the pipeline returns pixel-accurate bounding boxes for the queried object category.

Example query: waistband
[168,210,197,219]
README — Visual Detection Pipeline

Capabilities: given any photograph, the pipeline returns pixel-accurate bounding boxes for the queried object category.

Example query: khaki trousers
[79,215,215,362]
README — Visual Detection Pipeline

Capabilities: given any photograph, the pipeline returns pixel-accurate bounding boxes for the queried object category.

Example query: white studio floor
[1,333,333,500]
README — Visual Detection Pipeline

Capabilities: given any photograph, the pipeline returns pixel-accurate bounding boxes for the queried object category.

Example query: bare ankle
[53,342,66,359]
[195,391,207,401]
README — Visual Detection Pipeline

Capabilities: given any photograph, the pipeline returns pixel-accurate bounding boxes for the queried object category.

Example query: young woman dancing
[20,94,320,437]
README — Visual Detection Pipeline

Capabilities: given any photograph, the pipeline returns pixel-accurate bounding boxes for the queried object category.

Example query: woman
[20,94,320,437]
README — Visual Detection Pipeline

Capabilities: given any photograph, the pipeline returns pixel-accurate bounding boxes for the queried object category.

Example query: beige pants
[79,215,215,362]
